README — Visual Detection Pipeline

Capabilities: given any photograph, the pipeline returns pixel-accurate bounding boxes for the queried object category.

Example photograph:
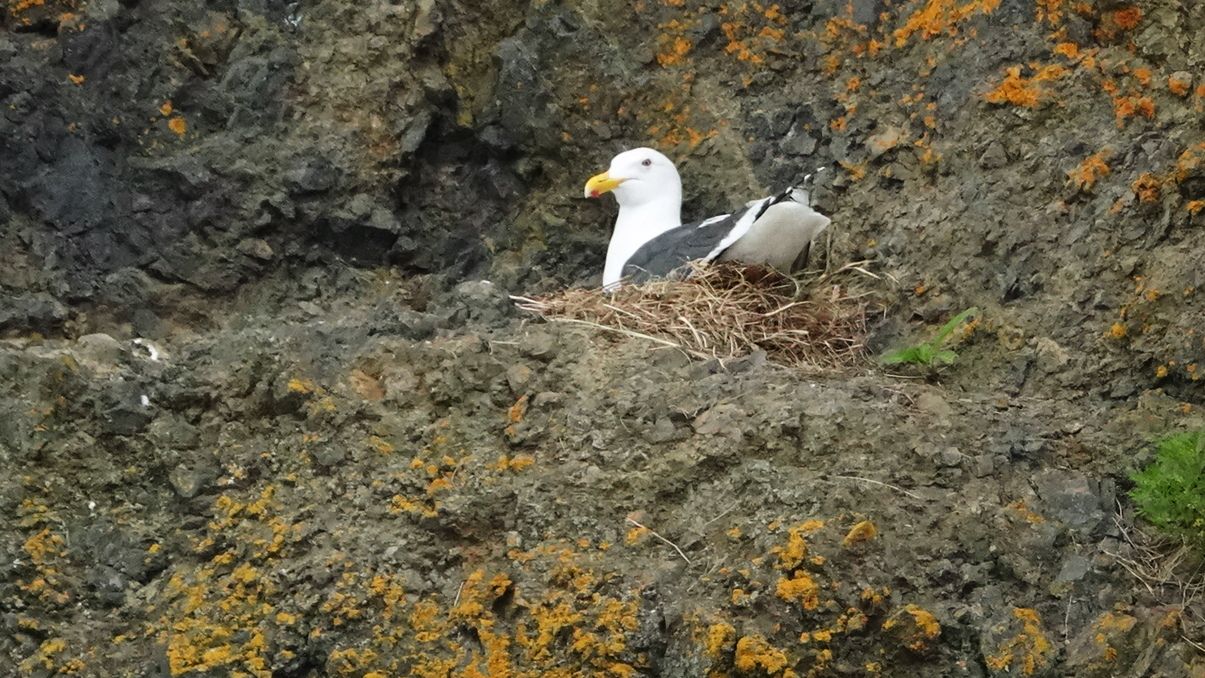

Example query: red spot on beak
[589,190,600,198]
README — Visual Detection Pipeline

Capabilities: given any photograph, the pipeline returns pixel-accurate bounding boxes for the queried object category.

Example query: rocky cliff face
[2,0,1204,675]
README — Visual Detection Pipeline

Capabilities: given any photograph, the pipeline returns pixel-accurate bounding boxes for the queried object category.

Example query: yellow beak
[584,171,625,198]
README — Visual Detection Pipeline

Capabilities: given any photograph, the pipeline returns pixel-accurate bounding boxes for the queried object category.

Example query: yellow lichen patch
[773,522,823,570]
[1108,322,1127,339]
[892,0,1001,48]
[705,622,736,658]
[160,100,174,116]
[882,604,941,652]
[495,454,536,472]
[625,524,649,545]
[286,378,316,394]
[984,64,1067,107]
[67,73,85,85]
[984,608,1054,676]
[734,634,790,674]
[20,526,70,605]
[839,159,867,181]
[841,520,877,547]
[657,32,693,67]
[366,435,394,455]
[17,637,78,675]
[389,494,437,518]
[1067,150,1110,191]
[775,572,820,611]
[1006,500,1045,525]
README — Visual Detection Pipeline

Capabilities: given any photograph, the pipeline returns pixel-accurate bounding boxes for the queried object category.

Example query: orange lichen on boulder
[1035,0,1064,25]
[1067,150,1110,191]
[984,608,1054,676]
[705,622,737,658]
[1130,173,1161,203]
[1167,73,1191,97]
[773,521,823,570]
[984,64,1067,107]
[1111,93,1155,125]
[734,634,791,675]
[168,116,188,137]
[892,0,1000,48]
[882,604,942,653]
[841,520,877,547]
[775,571,820,610]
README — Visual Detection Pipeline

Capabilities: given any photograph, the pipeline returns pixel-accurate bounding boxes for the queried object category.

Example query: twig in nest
[627,517,692,564]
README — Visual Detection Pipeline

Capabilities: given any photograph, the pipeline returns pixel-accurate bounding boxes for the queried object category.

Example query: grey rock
[979,141,1009,169]
[236,238,275,261]
[76,333,125,364]
[169,464,211,498]
[506,364,534,394]
[0,293,68,334]
[1033,470,1104,533]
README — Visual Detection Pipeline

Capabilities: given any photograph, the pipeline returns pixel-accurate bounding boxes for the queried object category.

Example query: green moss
[1131,430,1205,546]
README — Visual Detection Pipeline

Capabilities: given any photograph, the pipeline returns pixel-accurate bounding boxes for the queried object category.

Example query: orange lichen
[733,635,790,674]
[160,100,174,116]
[839,160,867,181]
[495,454,536,472]
[1112,93,1155,125]
[842,520,877,547]
[1109,6,1142,30]
[774,522,820,570]
[883,604,942,652]
[168,116,188,137]
[704,622,737,660]
[1168,75,1190,97]
[892,0,1000,47]
[1067,150,1110,191]
[657,34,692,67]
[1053,42,1079,60]
[1130,173,1161,203]
[984,608,1054,676]
[775,572,820,610]
[1109,323,1127,339]
[67,73,85,85]
[984,64,1067,107]
[1006,500,1045,524]
[1035,0,1064,25]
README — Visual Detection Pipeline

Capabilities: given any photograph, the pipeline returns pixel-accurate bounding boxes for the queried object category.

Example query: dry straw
[512,261,890,371]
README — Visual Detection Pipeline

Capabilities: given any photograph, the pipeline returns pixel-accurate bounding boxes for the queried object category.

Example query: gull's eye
[641,158,652,167]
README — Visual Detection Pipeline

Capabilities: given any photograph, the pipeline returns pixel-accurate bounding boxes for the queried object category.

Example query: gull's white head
[583,147,682,209]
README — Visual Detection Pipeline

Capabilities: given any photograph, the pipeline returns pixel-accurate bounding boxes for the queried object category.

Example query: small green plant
[1131,430,1205,546]
[880,307,979,367]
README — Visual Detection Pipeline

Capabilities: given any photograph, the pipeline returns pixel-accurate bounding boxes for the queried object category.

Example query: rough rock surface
[2,0,1205,676]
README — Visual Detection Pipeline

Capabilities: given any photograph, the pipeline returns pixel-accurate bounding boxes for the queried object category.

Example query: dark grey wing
[621,193,793,282]
[621,213,740,282]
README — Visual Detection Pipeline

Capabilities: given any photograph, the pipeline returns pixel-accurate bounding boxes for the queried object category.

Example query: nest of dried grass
[512,262,890,371]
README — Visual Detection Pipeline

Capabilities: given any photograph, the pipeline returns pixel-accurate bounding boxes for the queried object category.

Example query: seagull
[583,147,831,289]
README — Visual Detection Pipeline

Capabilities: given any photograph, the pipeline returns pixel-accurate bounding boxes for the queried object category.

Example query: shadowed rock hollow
[2,0,1204,676]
